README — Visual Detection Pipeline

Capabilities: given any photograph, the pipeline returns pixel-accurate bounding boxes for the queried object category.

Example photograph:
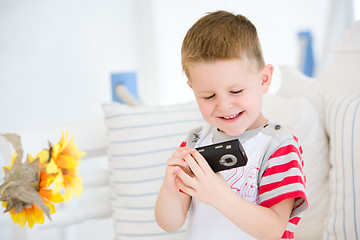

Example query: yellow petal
[27,154,34,163]
[10,152,17,166]
[33,205,45,224]
[63,137,86,158]
[53,172,65,193]
[40,188,64,203]
[63,188,75,203]
[39,171,56,188]
[36,149,50,165]
[2,166,11,173]
[26,208,35,228]
[10,211,26,228]
[25,206,44,228]
[45,201,56,214]
[75,184,83,198]
[46,159,59,174]
[63,173,78,186]
[56,155,78,169]
[63,175,83,202]
[51,143,62,160]
[3,152,17,172]
[56,131,68,153]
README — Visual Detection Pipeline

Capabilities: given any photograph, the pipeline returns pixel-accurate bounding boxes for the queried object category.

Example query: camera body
[196,139,248,172]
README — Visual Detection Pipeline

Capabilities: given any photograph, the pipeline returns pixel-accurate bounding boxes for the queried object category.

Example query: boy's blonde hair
[181,10,265,79]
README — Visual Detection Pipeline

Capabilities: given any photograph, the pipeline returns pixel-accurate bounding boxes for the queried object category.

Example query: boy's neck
[213,120,269,143]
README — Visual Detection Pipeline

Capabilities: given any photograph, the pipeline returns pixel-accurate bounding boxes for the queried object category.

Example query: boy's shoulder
[257,122,303,183]
[261,122,297,143]
[260,122,301,156]
[184,125,203,148]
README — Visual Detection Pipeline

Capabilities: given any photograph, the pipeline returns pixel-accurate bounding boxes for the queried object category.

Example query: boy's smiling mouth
[219,111,244,120]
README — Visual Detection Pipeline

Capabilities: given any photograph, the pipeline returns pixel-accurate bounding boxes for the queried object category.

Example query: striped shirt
[185,122,308,240]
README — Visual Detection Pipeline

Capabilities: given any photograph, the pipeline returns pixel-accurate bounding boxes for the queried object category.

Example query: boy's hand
[161,147,194,194]
[175,149,230,206]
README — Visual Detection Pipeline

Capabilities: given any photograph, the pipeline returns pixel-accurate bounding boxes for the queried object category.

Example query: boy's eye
[230,89,243,94]
[203,94,215,100]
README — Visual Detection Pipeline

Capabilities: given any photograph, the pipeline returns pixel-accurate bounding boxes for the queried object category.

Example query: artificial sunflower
[0,150,64,228]
[39,131,85,203]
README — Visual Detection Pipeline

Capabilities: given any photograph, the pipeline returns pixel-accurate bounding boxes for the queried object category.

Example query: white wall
[0,0,332,131]
[0,0,140,132]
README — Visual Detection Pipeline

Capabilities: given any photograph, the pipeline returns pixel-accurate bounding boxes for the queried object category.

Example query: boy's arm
[214,188,293,240]
[155,186,191,232]
[175,148,298,240]
[154,147,192,232]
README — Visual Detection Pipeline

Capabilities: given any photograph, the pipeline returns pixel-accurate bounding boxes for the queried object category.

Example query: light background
[0,0,356,131]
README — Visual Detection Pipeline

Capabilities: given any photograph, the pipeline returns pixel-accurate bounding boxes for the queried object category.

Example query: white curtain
[317,0,354,76]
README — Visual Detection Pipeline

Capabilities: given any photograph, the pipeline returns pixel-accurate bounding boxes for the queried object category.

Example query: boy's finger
[175,166,197,189]
[167,157,187,167]
[181,150,204,177]
[172,147,190,159]
[176,177,195,197]
[189,148,214,175]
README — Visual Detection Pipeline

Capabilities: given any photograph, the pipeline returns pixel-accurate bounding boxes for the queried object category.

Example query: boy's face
[187,59,272,136]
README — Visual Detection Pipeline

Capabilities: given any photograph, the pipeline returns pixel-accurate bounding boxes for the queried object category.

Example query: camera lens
[219,154,237,166]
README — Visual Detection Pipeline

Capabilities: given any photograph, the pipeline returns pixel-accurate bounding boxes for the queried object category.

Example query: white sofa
[1,21,359,240]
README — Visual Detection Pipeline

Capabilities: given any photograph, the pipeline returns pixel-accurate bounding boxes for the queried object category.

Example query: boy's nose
[216,95,233,111]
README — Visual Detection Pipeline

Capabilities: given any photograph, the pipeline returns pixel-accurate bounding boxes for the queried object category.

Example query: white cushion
[103,95,329,240]
[102,102,203,240]
[319,21,360,95]
[322,93,360,240]
[278,65,323,116]
[263,94,330,240]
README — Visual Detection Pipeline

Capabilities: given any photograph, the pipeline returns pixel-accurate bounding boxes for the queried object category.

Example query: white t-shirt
[185,122,308,240]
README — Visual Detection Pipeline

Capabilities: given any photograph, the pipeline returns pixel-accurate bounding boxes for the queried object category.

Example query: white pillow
[278,65,323,116]
[322,93,360,240]
[263,94,330,240]
[102,102,203,240]
[318,21,360,97]
[103,95,329,240]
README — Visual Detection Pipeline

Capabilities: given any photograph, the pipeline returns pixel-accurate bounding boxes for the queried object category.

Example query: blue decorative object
[298,31,315,77]
[111,72,138,104]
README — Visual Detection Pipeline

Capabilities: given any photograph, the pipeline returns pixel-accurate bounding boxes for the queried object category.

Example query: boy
[155,10,307,240]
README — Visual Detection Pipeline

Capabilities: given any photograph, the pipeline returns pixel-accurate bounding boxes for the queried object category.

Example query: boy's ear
[261,64,273,93]
[187,81,193,89]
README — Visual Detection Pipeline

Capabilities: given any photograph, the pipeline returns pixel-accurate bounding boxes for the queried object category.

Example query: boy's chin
[226,131,246,137]
[217,127,246,137]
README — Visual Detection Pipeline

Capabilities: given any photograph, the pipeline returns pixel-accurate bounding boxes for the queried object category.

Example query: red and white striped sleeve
[258,134,308,239]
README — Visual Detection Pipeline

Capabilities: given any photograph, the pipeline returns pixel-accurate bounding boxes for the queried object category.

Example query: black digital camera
[195,139,248,172]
